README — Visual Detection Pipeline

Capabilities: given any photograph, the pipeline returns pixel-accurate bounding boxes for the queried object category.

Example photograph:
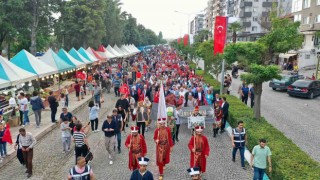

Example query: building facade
[190,14,205,36]
[292,0,320,68]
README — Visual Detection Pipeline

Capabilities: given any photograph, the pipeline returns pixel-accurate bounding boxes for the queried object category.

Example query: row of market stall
[0,44,140,90]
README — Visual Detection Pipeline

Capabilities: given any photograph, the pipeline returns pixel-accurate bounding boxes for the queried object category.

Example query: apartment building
[291,0,320,68]
[190,14,205,36]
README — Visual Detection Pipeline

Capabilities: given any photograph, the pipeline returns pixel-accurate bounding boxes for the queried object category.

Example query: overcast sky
[120,0,208,39]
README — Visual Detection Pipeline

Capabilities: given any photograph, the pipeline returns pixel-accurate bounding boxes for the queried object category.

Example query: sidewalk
[0,91,93,168]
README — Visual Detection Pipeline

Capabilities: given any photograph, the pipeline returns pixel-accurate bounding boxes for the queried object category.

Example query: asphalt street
[225,68,320,163]
[0,89,253,180]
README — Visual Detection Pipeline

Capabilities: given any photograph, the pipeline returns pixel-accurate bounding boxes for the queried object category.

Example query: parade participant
[134,101,148,136]
[220,97,229,133]
[192,106,202,117]
[187,167,201,180]
[213,101,223,138]
[125,126,147,171]
[143,97,152,131]
[68,156,95,180]
[153,118,174,179]
[130,157,154,180]
[188,126,210,175]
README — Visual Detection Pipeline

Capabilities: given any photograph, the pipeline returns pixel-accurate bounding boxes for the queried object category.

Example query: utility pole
[316,53,320,79]
[220,59,225,95]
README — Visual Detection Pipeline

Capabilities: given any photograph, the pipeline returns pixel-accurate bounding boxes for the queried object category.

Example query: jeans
[23,110,30,125]
[242,94,248,105]
[50,107,57,122]
[115,132,121,151]
[94,94,101,108]
[65,94,69,107]
[62,137,71,151]
[250,97,254,108]
[136,122,146,137]
[90,118,98,131]
[0,142,7,156]
[114,87,120,96]
[33,109,42,126]
[253,166,266,180]
[19,110,23,125]
[232,146,245,167]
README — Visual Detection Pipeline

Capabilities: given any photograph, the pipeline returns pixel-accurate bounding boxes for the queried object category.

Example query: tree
[224,41,280,119]
[228,22,242,43]
[194,29,211,43]
[240,64,281,119]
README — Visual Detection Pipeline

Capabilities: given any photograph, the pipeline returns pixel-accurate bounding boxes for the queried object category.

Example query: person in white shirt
[20,93,30,126]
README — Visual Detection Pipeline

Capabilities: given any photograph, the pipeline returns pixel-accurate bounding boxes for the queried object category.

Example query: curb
[225,122,270,180]
[0,97,93,169]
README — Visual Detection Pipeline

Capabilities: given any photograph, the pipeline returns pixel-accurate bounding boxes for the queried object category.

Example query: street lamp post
[174,10,191,35]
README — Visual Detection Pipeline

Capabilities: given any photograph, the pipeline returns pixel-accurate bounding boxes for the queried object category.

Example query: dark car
[287,80,320,99]
[269,75,303,91]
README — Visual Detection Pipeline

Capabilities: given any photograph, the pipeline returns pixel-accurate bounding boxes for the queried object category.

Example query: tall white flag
[157,82,167,122]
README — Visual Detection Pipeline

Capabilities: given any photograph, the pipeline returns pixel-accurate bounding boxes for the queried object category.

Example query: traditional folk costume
[130,157,154,180]
[125,126,147,171]
[153,118,174,179]
[187,167,202,180]
[188,126,210,173]
[213,103,223,137]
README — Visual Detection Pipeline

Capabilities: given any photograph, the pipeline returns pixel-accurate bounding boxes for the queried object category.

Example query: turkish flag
[214,16,227,55]
[2,124,13,144]
[76,72,86,80]
[183,34,189,46]
[119,83,130,97]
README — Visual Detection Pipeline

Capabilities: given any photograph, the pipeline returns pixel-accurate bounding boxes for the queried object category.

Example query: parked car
[287,80,320,99]
[269,75,303,91]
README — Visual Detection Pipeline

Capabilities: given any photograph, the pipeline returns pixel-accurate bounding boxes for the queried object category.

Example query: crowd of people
[0,46,272,180]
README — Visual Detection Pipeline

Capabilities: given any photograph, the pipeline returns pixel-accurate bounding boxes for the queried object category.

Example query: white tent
[69,48,92,64]
[0,79,10,89]
[120,45,133,56]
[130,44,141,53]
[122,45,136,55]
[0,55,37,88]
[113,45,129,57]
[95,45,117,59]
[57,49,85,68]
[107,45,124,58]
[39,49,75,73]
[10,50,57,78]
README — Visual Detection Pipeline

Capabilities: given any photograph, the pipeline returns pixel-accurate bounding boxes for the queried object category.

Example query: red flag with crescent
[119,83,129,97]
[214,16,227,55]
[2,123,13,144]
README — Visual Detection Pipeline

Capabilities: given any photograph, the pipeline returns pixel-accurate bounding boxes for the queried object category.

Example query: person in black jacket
[47,91,58,123]
[115,94,130,112]
[220,97,229,133]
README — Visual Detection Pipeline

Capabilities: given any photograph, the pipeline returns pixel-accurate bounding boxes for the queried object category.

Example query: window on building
[253,17,258,22]
[294,14,302,22]
[303,0,311,8]
[252,26,257,32]
[253,7,258,12]
[315,15,320,23]
[317,0,320,5]
[302,17,309,24]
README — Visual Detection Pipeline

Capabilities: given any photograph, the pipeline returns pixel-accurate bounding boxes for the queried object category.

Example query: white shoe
[93,130,97,133]
[95,129,100,132]
[109,160,113,165]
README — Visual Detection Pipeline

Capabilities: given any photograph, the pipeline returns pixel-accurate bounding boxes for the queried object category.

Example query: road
[0,90,253,179]
[224,68,320,163]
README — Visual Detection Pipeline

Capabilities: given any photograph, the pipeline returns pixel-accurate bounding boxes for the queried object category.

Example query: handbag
[85,151,93,162]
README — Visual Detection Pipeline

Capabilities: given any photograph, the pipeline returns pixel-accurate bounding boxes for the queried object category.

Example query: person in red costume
[188,126,210,175]
[154,118,174,180]
[125,126,147,171]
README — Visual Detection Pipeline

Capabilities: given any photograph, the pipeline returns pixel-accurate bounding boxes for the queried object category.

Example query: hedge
[194,66,320,179]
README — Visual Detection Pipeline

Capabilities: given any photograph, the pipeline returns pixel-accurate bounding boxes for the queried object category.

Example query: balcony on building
[242,21,251,27]
[262,2,277,8]
[240,11,252,18]
[240,1,252,8]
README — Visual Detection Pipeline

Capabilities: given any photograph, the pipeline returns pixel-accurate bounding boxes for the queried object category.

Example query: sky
[120,0,208,39]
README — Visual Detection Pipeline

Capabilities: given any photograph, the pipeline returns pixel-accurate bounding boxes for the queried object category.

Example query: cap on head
[138,157,149,165]
[187,167,200,176]
[194,106,199,111]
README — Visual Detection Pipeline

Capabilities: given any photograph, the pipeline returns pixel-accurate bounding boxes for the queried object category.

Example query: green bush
[196,71,320,179]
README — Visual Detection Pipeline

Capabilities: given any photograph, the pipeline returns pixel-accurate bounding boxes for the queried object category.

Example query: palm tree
[228,22,242,43]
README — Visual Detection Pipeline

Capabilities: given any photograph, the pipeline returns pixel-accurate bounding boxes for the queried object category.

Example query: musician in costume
[188,126,210,174]
[153,118,174,180]
[213,101,223,138]
[130,157,154,180]
[125,126,147,171]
